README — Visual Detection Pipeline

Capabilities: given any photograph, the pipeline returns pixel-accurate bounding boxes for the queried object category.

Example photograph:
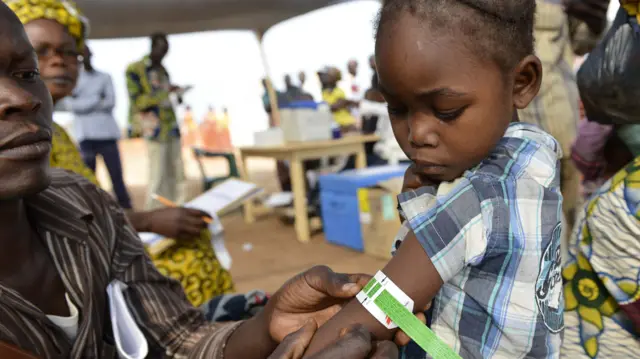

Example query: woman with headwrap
[6,0,234,307]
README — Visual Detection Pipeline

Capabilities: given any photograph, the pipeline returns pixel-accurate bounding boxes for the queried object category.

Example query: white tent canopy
[76,0,352,39]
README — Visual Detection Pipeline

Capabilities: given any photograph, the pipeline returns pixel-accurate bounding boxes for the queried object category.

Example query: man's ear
[512,55,542,109]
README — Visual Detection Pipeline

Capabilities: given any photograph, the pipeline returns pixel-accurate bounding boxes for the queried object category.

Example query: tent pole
[255,31,280,127]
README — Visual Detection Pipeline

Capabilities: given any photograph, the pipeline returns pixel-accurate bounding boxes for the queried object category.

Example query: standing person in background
[345,59,365,124]
[284,74,305,102]
[518,0,610,239]
[126,32,191,209]
[62,45,132,209]
[369,54,377,89]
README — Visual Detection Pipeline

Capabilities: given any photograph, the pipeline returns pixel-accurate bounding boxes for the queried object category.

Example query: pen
[151,194,213,224]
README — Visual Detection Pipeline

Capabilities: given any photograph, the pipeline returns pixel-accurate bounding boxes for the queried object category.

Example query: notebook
[140,178,263,256]
[106,280,148,359]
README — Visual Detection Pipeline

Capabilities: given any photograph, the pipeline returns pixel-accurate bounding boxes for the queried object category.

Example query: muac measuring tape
[356,271,462,359]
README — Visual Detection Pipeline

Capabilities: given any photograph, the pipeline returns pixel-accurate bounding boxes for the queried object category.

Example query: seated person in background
[360,84,408,167]
[560,157,640,358]
[303,0,566,357]
[14,0,233,307]
[319,66,358,133]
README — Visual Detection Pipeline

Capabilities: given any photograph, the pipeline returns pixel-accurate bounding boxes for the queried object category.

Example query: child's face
[376,13,540,183]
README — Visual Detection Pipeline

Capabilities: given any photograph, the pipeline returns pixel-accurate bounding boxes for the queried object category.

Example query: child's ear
[512,55,542,109]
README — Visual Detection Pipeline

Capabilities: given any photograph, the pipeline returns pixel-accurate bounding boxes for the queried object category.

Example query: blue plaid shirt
[395,123,564,358]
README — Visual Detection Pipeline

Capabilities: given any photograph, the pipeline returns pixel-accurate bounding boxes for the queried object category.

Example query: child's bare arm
[302,231,444,357]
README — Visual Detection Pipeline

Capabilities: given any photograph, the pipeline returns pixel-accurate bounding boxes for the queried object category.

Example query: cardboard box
[358,177,404,259]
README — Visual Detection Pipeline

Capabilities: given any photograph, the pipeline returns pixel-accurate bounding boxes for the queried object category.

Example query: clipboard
[140,178,264,256]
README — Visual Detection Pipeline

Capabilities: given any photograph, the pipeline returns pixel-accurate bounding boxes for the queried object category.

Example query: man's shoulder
[126,58,148,73]
[48,168,102,193]
[94,70,111,80]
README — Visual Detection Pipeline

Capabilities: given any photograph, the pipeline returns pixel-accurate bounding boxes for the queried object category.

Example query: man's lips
[0,130,52,161]
[0,141,51,160]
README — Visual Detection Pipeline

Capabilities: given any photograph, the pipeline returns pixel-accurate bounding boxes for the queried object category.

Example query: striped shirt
[0,169,240,358]
[395,123,564,358]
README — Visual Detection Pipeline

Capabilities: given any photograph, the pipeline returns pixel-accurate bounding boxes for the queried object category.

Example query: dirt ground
[94,139,387,293]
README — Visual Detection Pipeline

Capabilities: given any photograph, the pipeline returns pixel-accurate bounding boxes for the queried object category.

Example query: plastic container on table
[280,101,333,142]
[319,165,409,251]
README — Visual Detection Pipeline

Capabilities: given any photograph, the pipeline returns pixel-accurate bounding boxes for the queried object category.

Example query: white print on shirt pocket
[535,223,565,333]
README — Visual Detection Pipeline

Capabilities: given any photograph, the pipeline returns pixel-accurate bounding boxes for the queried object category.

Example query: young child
[303,0,564,358]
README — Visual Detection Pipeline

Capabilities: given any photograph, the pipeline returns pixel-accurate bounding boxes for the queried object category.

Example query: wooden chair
[192,148,240,190]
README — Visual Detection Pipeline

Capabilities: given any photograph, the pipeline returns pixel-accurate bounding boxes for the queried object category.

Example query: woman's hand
[146,207,211,240]
[268,322,399,359]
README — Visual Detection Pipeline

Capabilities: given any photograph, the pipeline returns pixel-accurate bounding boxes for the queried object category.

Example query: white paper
[138,232,162,246]
[264,192,293,208]
[185,178,263,215]
[208,217,232,270]
[208,214,224,236]
[107,280,149,359]
[212,235,232,270]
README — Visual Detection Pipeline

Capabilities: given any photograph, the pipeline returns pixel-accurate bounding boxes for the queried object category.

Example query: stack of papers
[140,178,263,257]
[107,280,148,359]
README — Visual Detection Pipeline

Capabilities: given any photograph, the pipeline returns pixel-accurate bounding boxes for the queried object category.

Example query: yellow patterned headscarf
[4,0,89,50]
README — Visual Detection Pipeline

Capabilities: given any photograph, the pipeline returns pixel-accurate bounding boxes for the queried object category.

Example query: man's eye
[13,70,40,82]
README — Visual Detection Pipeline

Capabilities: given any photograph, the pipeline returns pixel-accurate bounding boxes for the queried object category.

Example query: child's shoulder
[469,123,562,192]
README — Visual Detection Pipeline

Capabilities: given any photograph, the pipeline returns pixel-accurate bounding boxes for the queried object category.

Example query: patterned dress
[561,157,640,358]
[50,123,234,306]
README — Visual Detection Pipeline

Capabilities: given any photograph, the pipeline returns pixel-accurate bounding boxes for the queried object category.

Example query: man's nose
[0,80,42,120]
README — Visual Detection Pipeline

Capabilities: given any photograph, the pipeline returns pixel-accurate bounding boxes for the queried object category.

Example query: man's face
[0,5,55,199]
[347,60,358,76]
[151,37,169,62]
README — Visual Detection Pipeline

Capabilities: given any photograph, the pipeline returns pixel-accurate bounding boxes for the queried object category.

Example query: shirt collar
[503,122,563,160]
[24,176,94,244]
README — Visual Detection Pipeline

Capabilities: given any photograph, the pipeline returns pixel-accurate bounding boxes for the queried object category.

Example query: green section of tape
[363,278,376,294]
[374,289,462,359]
[369,283,382,298]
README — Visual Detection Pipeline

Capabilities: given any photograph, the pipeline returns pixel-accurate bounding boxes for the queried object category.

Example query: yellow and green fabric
[51,124,234,307]
[126,56,180,141]
[561,156,640,358]
[5,0,88,50]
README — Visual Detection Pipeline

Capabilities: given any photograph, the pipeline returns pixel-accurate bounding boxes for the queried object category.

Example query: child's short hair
[375,0,536,72]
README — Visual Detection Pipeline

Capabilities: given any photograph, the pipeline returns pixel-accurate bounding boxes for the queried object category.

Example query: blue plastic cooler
[319,165,408,251]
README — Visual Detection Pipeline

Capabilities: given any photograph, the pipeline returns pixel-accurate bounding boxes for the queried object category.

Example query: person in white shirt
[62,45,132,209]
[360,80,408,166]
[345,59,367,122]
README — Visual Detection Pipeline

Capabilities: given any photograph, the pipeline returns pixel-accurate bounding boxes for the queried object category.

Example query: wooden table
[238,134,380,243]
